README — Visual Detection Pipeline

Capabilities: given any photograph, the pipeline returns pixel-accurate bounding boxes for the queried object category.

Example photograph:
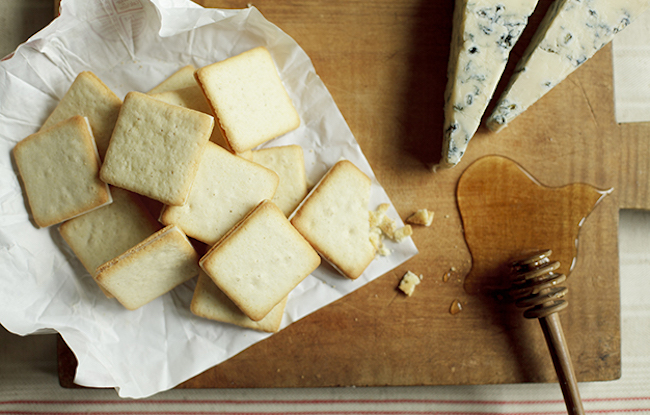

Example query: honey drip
[449,299,463,315]
[456,156,610,295]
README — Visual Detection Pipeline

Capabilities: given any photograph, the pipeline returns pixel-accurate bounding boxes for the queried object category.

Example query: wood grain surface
[59,0,650,388]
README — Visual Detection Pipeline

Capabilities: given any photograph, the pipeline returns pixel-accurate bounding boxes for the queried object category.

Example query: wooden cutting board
[59,0,650,388]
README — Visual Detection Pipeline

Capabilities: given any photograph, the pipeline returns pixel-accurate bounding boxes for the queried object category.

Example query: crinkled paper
[0,0,418,398]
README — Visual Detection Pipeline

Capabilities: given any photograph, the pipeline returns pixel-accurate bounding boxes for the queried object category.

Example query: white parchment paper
[0,0,418,398]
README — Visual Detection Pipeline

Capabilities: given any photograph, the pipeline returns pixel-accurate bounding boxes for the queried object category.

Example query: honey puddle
[457,156,611,296]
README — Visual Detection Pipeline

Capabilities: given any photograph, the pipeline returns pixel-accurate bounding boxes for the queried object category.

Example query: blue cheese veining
[487,0,650,132]
[440,0,539,169]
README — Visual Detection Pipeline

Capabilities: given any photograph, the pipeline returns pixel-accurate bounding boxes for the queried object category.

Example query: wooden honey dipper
[508,249,585,415]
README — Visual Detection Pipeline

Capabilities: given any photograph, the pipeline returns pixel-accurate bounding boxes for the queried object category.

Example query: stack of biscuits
[13,46,389,333]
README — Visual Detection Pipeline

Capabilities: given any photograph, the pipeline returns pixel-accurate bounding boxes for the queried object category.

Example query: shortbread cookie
[59,187,162,284]
[290,160,374,280]
[195,47,300,153]
[250,145,308,216]
[149,86,211,115]
[237,150,253,161]
[100,91,213,206]
[96,225,200,310]
[160,142,279,245]
[191,271,286,333]
[150,86,228,149]
[200,200,320,321]
[147,65,197,94]
[13,116,112,228]
[41,71,122,159]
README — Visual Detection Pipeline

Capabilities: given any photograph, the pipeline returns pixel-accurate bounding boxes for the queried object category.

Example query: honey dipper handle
[539,313,585,415]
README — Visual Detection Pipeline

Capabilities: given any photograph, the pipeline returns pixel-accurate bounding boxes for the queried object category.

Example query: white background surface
[2,1,650,413]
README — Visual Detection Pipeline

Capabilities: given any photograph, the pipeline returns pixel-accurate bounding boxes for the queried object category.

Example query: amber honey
[456,156,610,295]
[449,299,463,315]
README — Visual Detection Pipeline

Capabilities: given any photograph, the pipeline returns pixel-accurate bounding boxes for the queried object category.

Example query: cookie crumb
[393,225,412,242]
[369,203,412,257]
[398,270,422,296]
[406,209,434,226]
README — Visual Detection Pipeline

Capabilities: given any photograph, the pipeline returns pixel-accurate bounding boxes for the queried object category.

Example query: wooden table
[60,0,650,388]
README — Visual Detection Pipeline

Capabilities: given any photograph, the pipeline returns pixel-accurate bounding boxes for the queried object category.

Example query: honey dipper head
[508,249,569,319]
[510,249,553,273]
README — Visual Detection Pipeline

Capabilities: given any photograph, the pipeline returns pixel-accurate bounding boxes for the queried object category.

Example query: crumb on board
[398,270,422,296]
[406,209,434,226]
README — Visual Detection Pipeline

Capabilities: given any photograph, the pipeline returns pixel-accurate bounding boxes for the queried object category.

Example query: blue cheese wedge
[441,0,539,168]
[487,0,650,132]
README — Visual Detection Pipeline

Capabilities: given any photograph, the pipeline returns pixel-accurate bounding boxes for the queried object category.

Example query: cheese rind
[487,0,650,132]
[441,0,539,168]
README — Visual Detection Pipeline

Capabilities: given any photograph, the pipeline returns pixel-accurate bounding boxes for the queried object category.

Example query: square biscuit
[95,225,200,310]
[195,47,300,153]
[13,115,112,228]
[99,91,214,206]
[149,86,211,115]
[147,65,197,94]
[191,271,286,333]
[59,187,162,288]
[40,71,122,160]
[149,86,228,149]
[290,160,375,280]
[200,200,320,321]
[250,145,308,216]
[160,142,279,245]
